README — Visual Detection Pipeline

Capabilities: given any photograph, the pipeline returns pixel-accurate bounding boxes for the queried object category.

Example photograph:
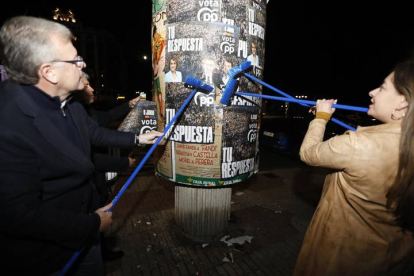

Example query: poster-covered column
[151,0,267,241]
[155,0,267,187]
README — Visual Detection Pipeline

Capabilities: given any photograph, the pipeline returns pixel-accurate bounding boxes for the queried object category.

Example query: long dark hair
[387,60,414,232]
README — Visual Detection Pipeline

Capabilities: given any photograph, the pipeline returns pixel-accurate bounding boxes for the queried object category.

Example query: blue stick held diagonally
[235,92,369,113]
[242,72,362,131]
[59,77,213,276]
[110,76,213,210]
[219,61,362,131]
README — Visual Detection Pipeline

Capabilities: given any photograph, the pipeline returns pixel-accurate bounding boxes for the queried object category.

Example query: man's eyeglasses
[51,56,85,68]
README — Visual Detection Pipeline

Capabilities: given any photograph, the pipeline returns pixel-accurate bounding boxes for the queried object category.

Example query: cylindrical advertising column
[151,0,267,241]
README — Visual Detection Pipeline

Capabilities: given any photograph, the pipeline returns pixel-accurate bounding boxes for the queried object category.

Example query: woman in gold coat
[294,60,414,275]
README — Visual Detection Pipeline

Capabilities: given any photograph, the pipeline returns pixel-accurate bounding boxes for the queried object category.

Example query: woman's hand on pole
[316,99,337,114]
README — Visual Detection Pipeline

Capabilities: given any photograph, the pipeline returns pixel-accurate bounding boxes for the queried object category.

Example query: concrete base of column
[175,185,232,242]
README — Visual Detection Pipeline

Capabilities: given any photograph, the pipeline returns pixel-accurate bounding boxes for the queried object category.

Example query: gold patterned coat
[294,119,414,276]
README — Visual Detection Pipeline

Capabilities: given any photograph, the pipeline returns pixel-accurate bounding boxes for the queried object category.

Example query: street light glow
[53,8,76,23]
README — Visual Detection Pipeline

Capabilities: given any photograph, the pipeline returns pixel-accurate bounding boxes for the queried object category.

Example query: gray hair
[82,71,90,80]
[0,16,72,84]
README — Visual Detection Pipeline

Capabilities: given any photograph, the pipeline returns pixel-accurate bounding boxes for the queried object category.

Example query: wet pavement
[104,147,330,275]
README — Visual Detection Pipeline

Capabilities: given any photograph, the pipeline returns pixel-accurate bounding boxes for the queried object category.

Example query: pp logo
[247,129,257,142]
[140,126,157,134]
[220,42,235,54]
[194,92,215,107]
[197,8,219,22]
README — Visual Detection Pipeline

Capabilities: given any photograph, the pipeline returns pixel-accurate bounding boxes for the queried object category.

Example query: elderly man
[74,72,141,262]
[0,16,162,275]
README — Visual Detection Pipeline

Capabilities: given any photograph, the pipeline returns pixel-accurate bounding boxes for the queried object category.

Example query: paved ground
[104,147,330,276]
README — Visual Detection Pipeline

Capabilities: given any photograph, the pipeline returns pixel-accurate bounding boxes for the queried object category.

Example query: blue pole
[59,89,199,275]
[236,92,369,113]
[109,88,199,210]
[243,73,359,131]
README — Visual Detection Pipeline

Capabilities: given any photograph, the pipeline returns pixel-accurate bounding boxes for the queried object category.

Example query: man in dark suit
[0,16,162,275]
[196,56,225,94]
[214,58,234,90]
[75,72,140,261]
[75,72,140,202]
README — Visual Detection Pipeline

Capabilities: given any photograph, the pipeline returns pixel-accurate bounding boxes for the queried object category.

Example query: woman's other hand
[316,99,337,114]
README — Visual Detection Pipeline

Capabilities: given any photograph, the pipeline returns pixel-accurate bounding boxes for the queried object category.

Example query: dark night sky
[1,2,413,108]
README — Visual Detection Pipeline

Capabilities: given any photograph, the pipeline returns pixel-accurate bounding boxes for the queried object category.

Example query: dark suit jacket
[87,103,130,127]
[196,70,222,89]
[85,104,132,204]
[0,81,135,274]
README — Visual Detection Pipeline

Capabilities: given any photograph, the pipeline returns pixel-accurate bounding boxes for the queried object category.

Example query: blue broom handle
[243,73,358,131]
[59,89,198,275]
[236,92,368,113]
[110,88,198,210]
